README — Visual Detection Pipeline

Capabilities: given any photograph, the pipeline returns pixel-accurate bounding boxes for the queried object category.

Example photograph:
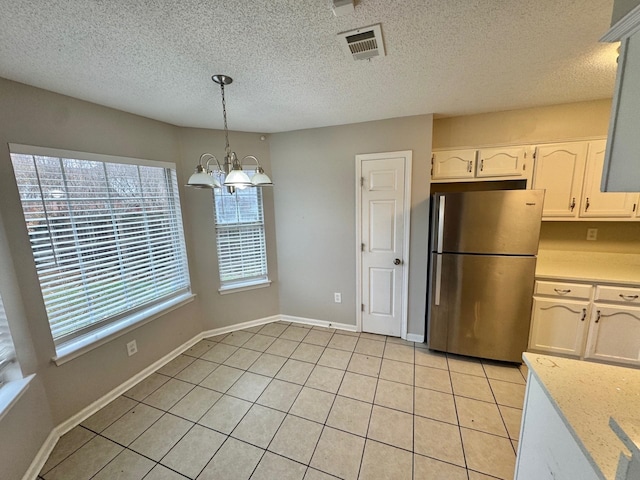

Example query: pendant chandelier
[187,74,273,191]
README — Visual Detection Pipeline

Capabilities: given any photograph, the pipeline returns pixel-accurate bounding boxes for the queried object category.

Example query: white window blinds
[0,292,16,388]
[214,175,268,287]
[10,147,191,345]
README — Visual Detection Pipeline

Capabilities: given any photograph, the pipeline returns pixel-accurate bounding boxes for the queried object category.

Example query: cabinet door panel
[432,149,476,179]
[533,143,587,218]
[580,140,638,218]
[584,305,640,366]
[529,298,589,357]
[477,147,527,177]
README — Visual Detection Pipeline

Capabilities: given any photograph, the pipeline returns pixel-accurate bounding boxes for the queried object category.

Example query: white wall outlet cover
[127,340,138,356]
[586,228,598,241]
[334,292,342,303]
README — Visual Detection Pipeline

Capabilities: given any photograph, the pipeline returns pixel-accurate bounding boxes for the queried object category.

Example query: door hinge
[430,154,434,176]
[361,243,365,252]
[360,177,364,187]
[361,303,365,312]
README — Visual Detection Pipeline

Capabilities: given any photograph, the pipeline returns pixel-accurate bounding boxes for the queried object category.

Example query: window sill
[0,374,35,423]
[218,279,272,295]
[52,292,196,366]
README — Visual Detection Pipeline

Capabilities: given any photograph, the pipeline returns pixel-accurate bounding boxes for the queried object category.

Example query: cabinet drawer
[534,281,592,299]
[595,285,640,304]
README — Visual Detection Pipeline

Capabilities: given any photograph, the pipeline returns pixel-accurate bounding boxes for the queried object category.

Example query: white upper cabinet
[580,140,639,217]
[533,142,588,218]
[431,149,476,179]
[476,146,528,177]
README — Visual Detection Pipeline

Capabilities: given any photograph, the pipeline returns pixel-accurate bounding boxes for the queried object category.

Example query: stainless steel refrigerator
[427,190,544,363]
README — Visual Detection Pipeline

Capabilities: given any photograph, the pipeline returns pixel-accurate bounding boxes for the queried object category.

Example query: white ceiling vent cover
[338,24,386,61]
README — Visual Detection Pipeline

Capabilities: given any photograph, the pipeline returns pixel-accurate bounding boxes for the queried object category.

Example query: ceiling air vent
[338,24,385,61]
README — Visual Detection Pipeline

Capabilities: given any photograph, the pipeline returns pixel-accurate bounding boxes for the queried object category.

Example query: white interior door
[358,152,411,337]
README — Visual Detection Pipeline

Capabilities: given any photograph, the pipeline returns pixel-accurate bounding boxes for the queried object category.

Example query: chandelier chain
[220,83,231,155]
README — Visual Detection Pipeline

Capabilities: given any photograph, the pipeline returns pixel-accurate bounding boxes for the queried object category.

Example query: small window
[0,291,17,388]
[214,172,269,291]
[10,146,191,350]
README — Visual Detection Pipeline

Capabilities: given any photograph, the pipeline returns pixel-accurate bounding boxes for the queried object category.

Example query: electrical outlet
[334,292,342,303]
[586,228,598,241]
[126,340,138,356]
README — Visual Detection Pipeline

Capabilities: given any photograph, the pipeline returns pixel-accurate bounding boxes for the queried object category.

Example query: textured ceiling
[0,0,618,133]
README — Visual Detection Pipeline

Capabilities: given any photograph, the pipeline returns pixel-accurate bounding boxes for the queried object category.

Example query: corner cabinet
[533,140,640,220]
[530,279,640,367]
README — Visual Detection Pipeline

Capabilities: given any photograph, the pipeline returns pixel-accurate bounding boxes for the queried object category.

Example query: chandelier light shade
[187,153,222,188]
[186,75,273,192]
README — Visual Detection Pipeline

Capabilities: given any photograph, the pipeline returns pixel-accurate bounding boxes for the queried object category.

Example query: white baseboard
[22,313,420,479]
[200,315,280,339]
[407,333,425,344]
[54,333,204,438]
[22,428,60,480]
[281,315,358,332]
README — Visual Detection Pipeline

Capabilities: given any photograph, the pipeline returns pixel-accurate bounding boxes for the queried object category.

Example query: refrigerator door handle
[434,254,443,306]
[437,195,445,253]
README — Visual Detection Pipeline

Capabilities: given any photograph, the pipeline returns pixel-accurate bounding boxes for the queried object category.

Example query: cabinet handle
[619,294,639,301]
[570,197,576,212]
[554,288,571,295]
[480,159,484,171]
[468,161,473,173]
[634,203,637,213]
[595,310,601,323]
[581,308,586,321]
[585,198,590,212]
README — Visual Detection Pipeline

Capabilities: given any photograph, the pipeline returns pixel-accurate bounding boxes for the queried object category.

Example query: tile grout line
[46,323,526,480]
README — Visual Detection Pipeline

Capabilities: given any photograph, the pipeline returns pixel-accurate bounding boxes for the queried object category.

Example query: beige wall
[433,99,612,149]
[540,222,640,254]
[0,78,280,479]
[270,115,433,337]
[178,128,280,329]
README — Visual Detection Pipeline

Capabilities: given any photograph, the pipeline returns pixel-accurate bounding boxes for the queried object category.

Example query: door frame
[355,150,413,339]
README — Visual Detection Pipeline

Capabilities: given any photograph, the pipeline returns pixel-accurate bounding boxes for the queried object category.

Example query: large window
[214,172,269,291]
[10,145,191,350]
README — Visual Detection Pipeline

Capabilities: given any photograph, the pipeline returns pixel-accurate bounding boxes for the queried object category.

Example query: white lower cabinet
[529,298,589,357]
[584,304,640,366]
[530,280,640,367]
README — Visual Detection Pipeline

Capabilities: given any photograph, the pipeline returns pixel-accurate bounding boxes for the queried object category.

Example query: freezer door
[430,253,536,363]
[432,190,544,255]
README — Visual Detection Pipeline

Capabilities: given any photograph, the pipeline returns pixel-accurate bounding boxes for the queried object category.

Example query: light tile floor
[39,321,528,480]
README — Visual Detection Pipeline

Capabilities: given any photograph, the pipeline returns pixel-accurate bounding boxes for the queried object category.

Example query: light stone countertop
[536,250,640,286]
[523,352,640,480]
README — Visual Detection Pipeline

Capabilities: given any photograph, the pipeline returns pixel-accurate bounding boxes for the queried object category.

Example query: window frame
[213,170,270,294]
[9,144,194,363]
[0,290,18,389]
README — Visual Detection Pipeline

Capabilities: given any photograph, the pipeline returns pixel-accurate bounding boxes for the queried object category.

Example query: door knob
[394,258,402,265]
